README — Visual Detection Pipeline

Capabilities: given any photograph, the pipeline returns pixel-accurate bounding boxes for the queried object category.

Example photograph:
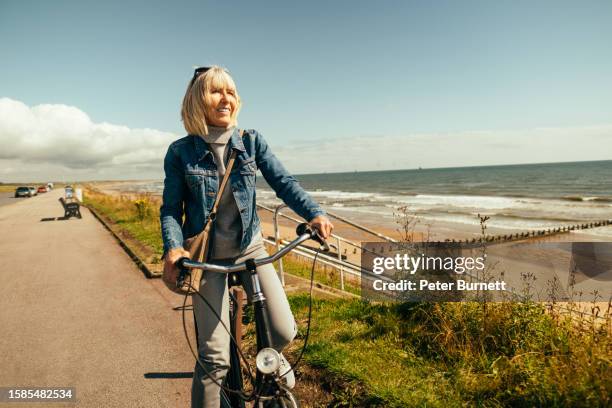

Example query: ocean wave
[322,190,611,211]
[243,188,612,232]
[262,186,610,206]
[306,190,378,200]
[562,196,612,203]
[328,206,588,231]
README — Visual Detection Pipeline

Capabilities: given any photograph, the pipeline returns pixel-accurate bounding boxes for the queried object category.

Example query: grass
[0,184,21,192]
[273,255,362,295]
[283,296,612,407]
[83,187,164,263]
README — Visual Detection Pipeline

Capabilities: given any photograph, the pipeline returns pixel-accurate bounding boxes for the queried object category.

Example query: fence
[258,203,397,291]
[260,203,611,326]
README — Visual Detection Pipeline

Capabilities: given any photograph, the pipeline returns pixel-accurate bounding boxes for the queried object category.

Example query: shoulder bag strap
[208,129,243,220]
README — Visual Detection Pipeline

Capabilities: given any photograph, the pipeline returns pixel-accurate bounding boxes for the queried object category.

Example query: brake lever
[312,230,330,252]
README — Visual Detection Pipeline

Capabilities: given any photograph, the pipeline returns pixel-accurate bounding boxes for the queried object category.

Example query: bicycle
[176,223,329,408]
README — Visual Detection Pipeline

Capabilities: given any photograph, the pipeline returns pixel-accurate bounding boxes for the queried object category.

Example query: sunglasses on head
[191,66,211,83]
[190,66,231,84]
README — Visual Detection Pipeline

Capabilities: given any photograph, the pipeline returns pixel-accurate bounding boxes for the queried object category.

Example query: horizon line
[1,158,610,185]
[293,158,612,177]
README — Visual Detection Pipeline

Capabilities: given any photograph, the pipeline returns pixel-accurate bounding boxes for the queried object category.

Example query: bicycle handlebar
[176,223,328,285]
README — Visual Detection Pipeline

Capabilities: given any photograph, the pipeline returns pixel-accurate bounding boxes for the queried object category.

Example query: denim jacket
[160,128,326,255]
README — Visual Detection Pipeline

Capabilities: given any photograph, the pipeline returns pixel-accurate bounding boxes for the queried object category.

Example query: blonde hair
[181,66,242,136]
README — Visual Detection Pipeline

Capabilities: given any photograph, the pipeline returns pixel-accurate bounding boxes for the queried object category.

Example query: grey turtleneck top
[199,126,263,259]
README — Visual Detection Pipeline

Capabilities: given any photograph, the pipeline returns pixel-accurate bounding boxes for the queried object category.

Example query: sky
[0,0,611,182]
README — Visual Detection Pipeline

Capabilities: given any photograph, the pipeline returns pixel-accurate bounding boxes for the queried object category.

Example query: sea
[118,160,612,238]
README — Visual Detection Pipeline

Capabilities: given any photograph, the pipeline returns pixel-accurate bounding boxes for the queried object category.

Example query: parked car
[14,186,31,197]
[37,185,48,193]
[28,187,37,196]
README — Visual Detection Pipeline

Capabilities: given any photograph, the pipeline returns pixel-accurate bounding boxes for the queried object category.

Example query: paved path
[0,190,195,407]
[0,192,28,208]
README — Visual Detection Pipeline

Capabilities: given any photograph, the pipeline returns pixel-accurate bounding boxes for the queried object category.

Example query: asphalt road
[0,191,28,207]
[0,189,195,407]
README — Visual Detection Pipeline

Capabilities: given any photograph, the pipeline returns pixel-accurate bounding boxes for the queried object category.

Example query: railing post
[337,236,344,291]
[273,204,287,286]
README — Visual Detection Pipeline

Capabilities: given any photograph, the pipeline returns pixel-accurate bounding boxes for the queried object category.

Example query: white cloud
[1,97,610,182]
[274,125,612,174]
[0,98,178,182]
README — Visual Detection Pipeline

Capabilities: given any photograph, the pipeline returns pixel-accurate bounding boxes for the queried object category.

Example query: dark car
[15,186,31,197]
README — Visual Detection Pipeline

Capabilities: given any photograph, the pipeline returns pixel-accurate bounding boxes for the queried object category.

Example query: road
[0,192,28,208]
[0,189,195,407]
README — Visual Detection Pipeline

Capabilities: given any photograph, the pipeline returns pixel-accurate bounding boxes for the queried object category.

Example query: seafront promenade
[0,190,194,407]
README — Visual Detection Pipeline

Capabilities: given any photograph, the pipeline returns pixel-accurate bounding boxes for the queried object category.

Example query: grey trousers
[191,245,298,408]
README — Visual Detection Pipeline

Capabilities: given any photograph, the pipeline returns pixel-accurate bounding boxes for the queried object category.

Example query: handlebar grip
[296,223,330,252]
[296,223,311,236]
[176,256,191,288]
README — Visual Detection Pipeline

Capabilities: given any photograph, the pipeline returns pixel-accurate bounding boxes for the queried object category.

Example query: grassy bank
[283,296,611,407]
[275,254,361,295]
[0,184,20,193]
[83,188,164,264]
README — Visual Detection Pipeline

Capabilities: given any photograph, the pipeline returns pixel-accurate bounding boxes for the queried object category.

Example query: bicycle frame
[177,223,325,406]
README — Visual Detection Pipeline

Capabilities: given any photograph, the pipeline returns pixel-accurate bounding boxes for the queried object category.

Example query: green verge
[285,296,611,407]
[83,188,164,262]
[0,184,21,192]
[273,257,361,296]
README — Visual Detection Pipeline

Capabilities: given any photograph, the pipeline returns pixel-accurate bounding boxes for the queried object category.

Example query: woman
[160,66,333,408]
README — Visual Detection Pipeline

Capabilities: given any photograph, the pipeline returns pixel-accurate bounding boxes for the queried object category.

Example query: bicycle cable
[181,272,256,400]
[276,250,319,381]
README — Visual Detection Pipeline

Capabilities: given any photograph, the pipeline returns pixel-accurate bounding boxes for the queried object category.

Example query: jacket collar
[229,128,247,152]
[193,128,246,162]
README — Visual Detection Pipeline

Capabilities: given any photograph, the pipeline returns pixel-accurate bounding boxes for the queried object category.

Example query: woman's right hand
[162,247,191,289]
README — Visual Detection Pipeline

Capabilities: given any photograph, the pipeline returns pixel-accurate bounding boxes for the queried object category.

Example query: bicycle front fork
[245,259,274,350]
[246,259,287,401]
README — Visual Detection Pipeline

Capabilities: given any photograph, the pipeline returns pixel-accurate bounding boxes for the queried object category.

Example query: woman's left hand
[309,215,334,240]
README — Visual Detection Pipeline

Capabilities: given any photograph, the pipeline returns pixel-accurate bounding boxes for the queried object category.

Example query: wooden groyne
[441,219,612,245]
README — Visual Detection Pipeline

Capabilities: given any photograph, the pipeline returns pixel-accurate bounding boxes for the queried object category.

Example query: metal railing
[258,204,612,318]
[258,203,396,292]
